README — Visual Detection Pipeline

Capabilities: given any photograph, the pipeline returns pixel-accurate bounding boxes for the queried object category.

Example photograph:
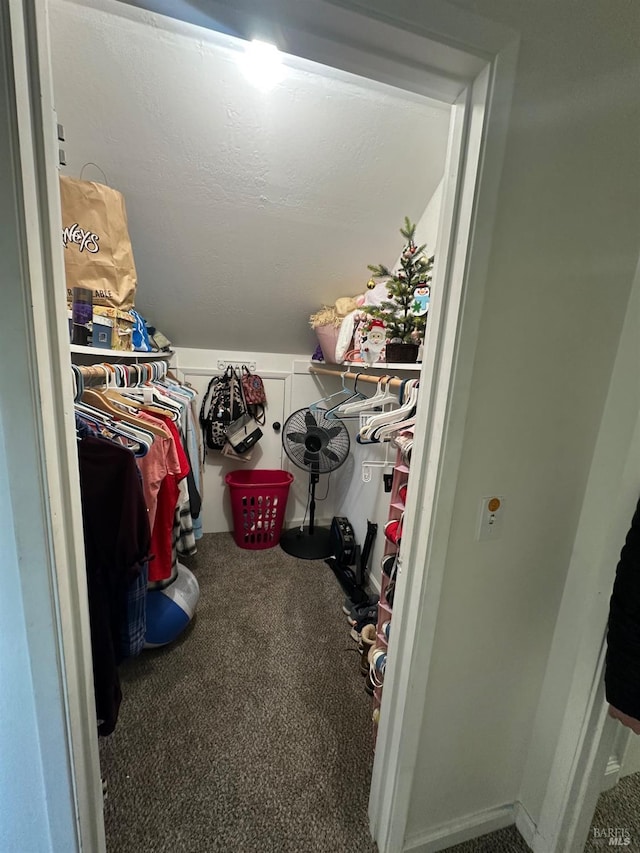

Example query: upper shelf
[311,360,422,372]
[70,344,174,361]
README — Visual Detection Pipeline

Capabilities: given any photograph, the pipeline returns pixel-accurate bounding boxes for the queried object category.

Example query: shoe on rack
[347,601,379,627]
[343,593,378,617]
[365,669,375,696]
[350,614,377,643]
[359,623,377,676]
[382,554,397,579]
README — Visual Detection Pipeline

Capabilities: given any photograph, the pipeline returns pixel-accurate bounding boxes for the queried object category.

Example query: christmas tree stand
[385,342,419,363]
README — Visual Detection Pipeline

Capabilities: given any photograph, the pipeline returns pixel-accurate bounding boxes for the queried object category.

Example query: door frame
[6,1,518,851]
[368,47,519,851]
[3,1,106,849]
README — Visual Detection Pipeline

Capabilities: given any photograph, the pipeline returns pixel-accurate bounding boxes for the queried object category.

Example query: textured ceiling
[50,0,450,353]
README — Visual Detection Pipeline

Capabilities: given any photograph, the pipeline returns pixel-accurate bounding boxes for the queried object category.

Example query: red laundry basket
[225,469,294,550]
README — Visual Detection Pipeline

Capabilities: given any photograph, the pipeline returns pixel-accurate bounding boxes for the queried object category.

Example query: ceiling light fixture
[240,39,284,91]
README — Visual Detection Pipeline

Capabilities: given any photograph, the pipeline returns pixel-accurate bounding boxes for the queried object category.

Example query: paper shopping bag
[59,175,137,310]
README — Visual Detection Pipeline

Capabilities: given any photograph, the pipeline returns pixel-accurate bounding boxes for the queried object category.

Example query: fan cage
[282,407,350,474]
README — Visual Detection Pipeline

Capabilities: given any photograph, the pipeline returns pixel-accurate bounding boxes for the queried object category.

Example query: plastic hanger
[82,389,169,438]
[74,403,151,456]
[71,364,84,403]
[325,373,367,419]
[339,376,398,415]
[366,380,412,441]
[309,370,352,413]
[359,380,419,439]
[119,383,182,418]
[372,414,417,442]
[75,400,155,444]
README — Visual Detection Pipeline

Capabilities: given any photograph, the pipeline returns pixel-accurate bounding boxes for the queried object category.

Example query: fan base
[280,526,333,560]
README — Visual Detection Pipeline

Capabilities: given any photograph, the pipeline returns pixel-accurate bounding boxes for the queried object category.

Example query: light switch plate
[477,495,505,541]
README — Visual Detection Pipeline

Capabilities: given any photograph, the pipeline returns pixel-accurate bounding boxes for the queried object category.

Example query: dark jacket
[605,497,640,719]
[78,436,150,735]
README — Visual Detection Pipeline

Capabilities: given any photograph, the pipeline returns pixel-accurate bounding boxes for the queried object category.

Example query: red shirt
[147,412,190,582]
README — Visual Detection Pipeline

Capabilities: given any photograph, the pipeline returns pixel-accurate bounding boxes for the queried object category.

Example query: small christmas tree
[363,217,434,344]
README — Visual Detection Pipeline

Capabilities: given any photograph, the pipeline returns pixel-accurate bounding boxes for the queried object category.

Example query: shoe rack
[372,436,411,743]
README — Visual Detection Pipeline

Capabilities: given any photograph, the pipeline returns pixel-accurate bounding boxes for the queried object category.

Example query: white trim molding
[3,0,105,850]
[404,803,516,853]
[514,801,537,848]
[367,24,519,853]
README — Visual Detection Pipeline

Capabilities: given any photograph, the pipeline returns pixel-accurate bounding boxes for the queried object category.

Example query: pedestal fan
[280,407,350,559]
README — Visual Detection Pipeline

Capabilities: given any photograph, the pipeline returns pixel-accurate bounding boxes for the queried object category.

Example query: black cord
[316,469,332,501]
[299,477,312,532]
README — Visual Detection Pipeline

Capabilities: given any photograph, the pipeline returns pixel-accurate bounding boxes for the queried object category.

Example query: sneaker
[343,593,378,616]
[347,601,379,627]
[350,610,378,642]
[382,554,397,578]
[358,624,377,675]
[365,669,375,696]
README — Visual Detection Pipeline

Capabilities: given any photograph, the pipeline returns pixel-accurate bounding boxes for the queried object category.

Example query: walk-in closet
[7,1,640,852]
[47,0,456,849]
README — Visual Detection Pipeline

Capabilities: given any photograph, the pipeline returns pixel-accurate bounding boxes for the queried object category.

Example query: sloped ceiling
[50,0,450,353]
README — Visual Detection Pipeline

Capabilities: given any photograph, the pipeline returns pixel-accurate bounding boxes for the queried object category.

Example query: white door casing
[2,0,105,850]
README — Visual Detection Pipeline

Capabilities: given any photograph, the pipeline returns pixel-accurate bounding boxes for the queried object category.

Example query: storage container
[225,469,294,549]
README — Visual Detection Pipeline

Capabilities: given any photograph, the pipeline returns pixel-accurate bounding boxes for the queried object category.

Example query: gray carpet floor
[100,533,377,853]
[584,772,640,851]
[101,533,640,853]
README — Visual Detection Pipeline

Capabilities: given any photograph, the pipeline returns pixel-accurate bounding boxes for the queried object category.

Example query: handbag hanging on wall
[226,369,263,454]
[199,367,244,450]
[241,365,267,425]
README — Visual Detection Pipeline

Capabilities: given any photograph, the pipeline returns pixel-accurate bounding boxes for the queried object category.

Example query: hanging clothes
[73,361,204,733]
[135,410,181,531]
[605,495,640,724]
[147,411,191,582]
[77,435,150,735]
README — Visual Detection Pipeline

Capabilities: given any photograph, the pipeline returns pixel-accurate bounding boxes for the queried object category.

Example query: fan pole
[280,468,333,560]
[308,471,319,535]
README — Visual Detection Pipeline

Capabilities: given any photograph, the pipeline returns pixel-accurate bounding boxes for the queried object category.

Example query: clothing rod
[309,365,410,390]
[72,360,168,389]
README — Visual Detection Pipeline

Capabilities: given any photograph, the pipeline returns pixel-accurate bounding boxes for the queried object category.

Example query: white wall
[340,0,640,843]
[622,736,640,779]
[519,255,640,821]
[49,0,450,355]
[0,425,51,851]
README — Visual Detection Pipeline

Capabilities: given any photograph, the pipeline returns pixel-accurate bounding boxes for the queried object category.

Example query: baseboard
[403,803,515,852]
[601,755,622,791]
[514,800,536,848]
[369,573,381,594]
[284,516,333,531]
